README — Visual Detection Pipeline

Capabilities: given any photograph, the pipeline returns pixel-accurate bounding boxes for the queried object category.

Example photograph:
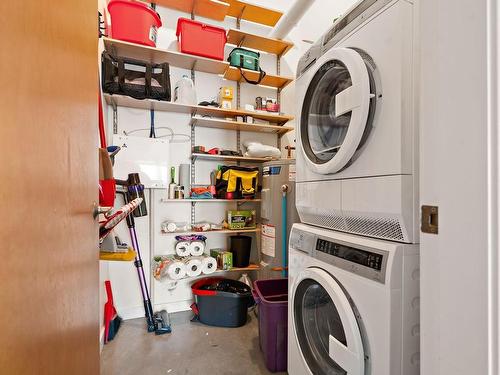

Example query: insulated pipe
[268,0,316,40]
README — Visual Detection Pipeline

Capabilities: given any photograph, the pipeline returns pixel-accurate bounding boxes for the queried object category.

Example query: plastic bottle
[174,75,197,105]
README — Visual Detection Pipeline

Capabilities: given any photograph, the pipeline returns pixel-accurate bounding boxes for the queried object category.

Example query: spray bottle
[168,167,177,200]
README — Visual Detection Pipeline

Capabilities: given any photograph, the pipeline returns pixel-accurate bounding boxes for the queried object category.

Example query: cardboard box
[210,248,233,270]
[227,210,256,230]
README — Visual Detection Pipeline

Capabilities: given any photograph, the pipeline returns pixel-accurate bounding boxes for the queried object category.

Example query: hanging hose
[281,185,289,278]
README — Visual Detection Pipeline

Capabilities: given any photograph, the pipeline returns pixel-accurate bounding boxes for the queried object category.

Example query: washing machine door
[291,267,365,375]
[299,47,374,175]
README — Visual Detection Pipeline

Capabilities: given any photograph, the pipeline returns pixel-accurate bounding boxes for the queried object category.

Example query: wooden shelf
[161,198,261,203]
[104,94,294,125]
[153,0,230,21]
[226,0,283,27]
[161,228,260,235]
[215,264,260,273]
[224,67,293,89]
[194,106,293,125]
[190,116,293,135]
[226,29,293,56]
[103,38,229,74]
[192,153,275,163]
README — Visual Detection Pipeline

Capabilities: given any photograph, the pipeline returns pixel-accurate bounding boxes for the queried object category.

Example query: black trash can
[191,277,254,327]
[230,235,252,268]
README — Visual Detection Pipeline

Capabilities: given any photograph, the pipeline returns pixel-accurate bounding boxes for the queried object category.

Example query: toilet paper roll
[184,257,203,278]
[175,241,191,257]
[189,241,205,256]
[201,257,217,275]
[167,261,187,280]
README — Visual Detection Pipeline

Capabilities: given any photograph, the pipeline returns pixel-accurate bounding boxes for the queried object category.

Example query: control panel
[316,238,384,271]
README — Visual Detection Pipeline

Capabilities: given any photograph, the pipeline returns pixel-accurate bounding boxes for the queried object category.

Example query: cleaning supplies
[168,166,177,199]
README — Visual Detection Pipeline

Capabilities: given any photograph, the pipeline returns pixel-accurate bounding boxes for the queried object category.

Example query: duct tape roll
[167,261,187,280]
[184,257,203,278]
[201,257,217,275]
[175,241,191,257]
[189,241,206,256]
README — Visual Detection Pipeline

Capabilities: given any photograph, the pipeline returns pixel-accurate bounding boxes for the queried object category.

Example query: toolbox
[176,18,227,61]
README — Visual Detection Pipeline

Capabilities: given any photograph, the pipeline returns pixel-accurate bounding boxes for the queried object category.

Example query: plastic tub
[108,0,162,47]
[191,277,253,327]
[176,18,227,60]
[253,278,288,373]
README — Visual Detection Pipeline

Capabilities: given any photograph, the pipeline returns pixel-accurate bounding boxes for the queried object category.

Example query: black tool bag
[101,52,171,101]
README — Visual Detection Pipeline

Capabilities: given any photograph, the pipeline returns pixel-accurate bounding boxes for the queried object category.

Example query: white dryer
[288,223,420,375]
[295,0,418,243]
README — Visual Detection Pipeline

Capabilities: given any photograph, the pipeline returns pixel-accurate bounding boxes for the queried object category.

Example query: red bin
[108,0,162,47]
[176,18,226,61]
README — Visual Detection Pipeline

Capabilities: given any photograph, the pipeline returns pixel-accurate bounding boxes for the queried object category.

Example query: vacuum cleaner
[116,173,171,335]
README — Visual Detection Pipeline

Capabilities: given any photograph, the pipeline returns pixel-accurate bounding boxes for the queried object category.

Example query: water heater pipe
[268,0,316,40]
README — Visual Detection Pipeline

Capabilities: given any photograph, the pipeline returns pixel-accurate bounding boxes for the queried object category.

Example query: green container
[228,48,260,71]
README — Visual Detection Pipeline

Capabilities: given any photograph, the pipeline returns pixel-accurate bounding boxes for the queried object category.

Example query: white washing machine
[295,0,419,243]
[288,223,420,375]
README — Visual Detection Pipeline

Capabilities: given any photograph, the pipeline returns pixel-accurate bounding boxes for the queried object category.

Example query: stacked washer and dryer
[288,0,420,374]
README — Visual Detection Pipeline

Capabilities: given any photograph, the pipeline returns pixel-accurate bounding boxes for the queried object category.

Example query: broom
[104,280,122,343]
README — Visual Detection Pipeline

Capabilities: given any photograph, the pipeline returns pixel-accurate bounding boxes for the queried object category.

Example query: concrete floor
[101,311,287,375]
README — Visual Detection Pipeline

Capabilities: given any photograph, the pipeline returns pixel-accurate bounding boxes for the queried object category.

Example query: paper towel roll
[189,241,205,256]
[175,241,191,257]
[184,257,203,278]
[167,261,187,280]
[201,257,217,275]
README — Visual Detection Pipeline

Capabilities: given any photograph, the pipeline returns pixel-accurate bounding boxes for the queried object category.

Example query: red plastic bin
[176,18,226,61]
[108,0,162,47]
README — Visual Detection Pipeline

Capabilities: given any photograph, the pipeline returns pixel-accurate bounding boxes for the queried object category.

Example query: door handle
[93,202,110,220]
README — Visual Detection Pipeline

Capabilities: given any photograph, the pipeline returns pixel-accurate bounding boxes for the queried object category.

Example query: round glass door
[300,47,375,175]
[292,268,365,375]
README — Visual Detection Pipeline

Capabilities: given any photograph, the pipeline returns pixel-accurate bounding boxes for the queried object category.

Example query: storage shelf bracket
[112,101,118,134]
[236,6,246,29]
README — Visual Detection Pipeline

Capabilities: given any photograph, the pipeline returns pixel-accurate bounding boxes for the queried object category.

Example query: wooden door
[0,1,99,374]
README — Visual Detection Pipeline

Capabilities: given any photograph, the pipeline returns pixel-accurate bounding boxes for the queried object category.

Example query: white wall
[104,0,355,318]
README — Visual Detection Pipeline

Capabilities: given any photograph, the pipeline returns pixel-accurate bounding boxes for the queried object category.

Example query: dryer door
[300,47,375,175]
[291,267,365,375]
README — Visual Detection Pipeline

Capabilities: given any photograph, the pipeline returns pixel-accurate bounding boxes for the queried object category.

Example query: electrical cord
[123,127,191,143]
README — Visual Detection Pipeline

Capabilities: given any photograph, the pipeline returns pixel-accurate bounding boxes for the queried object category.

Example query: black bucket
[230,235,252,268]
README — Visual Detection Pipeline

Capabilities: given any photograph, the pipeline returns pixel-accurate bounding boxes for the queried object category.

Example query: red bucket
[108,0,162,47]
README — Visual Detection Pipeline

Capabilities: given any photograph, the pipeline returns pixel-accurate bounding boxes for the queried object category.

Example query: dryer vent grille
[301,212,408,243]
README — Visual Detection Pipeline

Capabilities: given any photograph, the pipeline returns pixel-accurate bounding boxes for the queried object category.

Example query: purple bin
[253,278,288,373]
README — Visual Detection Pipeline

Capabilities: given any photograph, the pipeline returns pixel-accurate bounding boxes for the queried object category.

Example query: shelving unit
[161,228,261,236]
[224,67,293,89]
[225,0,283,26]
[153,0,230,21]
[215,264,260,273]
[226,29,293,56]
[104,3,292,307]
[191,153,275,163]
[161,198,261,203]
[103,38,229,74]
[190,116,293,135]
[104,94,293,125]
